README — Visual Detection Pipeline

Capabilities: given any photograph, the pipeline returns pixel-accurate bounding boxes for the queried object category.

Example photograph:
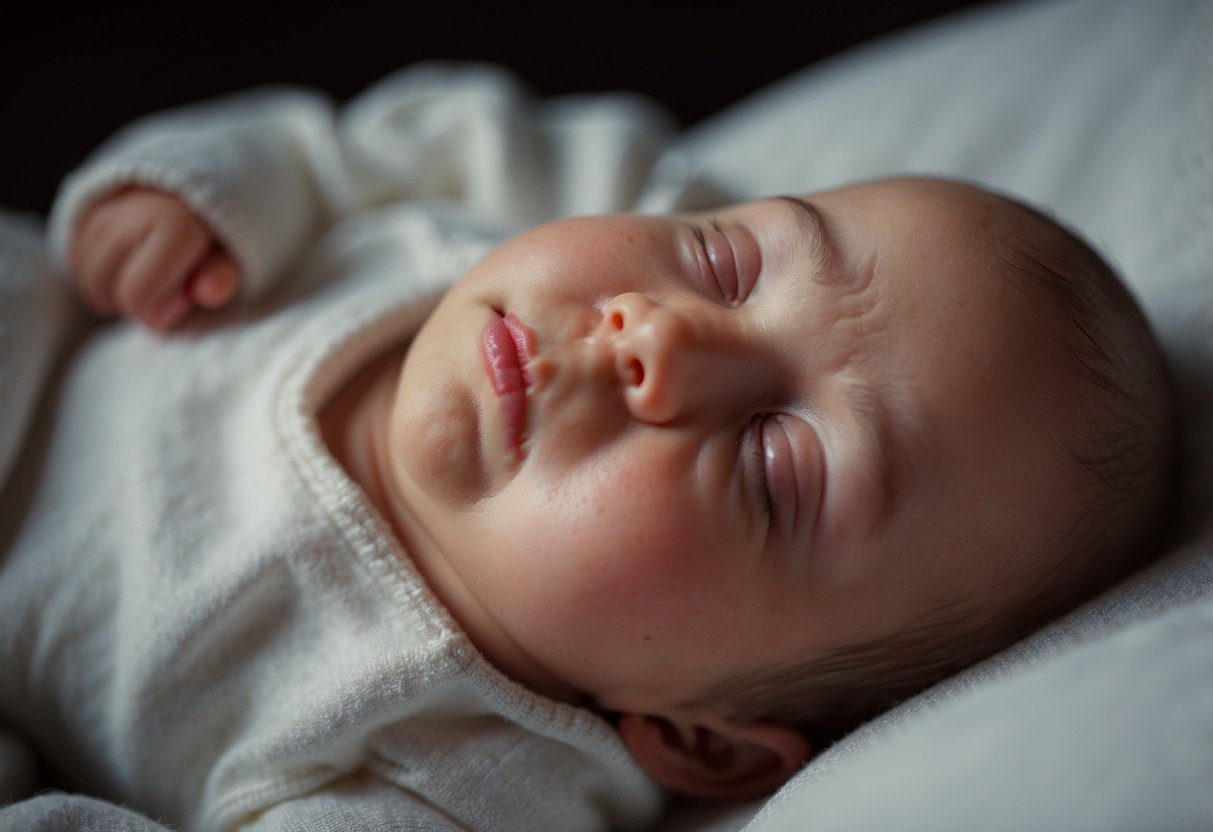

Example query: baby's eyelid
[698,222,742,305]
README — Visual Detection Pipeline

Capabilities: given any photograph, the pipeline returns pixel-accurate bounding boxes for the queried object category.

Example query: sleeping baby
[0,67,1176,831]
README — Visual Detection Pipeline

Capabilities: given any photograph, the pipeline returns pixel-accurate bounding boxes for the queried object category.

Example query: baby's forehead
[683,180,1081,341]
[801,178,1041,238]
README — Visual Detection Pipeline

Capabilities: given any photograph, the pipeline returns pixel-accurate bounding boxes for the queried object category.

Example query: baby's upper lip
[502,313,536,387]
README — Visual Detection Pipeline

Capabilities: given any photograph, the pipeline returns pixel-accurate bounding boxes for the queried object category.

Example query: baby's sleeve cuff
[46,89,336,303]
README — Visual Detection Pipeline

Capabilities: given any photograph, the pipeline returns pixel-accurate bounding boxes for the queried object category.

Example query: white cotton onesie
[0,64,725,832]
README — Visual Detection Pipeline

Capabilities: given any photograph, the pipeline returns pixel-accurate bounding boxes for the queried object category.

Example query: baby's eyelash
[689,219,723,248]
[692,218,743,305]
[745,420,779,530]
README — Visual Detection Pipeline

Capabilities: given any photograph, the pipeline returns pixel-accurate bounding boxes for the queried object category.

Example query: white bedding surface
[658,0,1213,829]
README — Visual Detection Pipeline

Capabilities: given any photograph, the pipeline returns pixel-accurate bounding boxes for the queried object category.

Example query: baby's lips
[502,313,537,388]
[482,314,529,453]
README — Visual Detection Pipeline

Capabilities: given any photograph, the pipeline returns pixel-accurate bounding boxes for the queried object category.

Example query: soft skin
[72,178,1079,799]
[330,179,1080,797]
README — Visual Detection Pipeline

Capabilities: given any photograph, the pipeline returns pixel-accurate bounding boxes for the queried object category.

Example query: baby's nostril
[627,358,644,386]
[609,311,625,331]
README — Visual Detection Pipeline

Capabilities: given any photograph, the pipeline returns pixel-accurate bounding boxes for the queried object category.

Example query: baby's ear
[617,712,811,800]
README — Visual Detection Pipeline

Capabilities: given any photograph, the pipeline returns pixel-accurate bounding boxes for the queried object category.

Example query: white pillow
[657,0,1213,829]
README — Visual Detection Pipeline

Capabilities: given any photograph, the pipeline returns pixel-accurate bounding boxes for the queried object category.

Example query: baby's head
[381,177,1176,798]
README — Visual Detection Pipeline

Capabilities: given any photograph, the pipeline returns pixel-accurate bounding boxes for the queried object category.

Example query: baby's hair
[692,186,1179,748]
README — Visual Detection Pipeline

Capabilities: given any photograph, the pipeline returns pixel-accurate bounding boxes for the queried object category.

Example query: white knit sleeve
[45,63,694,306]
[46,86,342,303]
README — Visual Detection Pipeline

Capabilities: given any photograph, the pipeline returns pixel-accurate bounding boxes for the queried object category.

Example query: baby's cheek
[505,443,748,657]
[568,519,739,644]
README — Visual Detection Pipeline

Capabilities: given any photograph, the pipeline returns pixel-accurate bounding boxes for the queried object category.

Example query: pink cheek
[518,435,733,625]
[573,522,720,635]
[526,494,692,610]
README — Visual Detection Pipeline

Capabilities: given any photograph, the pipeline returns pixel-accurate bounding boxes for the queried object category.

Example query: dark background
[1,1,987,216]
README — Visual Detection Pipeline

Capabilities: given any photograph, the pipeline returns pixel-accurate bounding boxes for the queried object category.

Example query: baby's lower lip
[481,313,531,453]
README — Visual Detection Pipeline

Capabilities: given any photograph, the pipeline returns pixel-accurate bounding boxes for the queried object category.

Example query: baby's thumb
[186,250,240,309]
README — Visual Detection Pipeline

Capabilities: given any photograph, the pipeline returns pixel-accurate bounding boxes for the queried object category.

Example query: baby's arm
[69,188,239,330]
[49,88,338,310]
[51,64,689,316]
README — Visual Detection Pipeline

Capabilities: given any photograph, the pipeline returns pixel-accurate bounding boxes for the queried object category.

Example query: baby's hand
[69,188,240,330]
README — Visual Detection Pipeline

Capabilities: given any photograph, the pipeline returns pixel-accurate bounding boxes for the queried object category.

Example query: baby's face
[384,178,1072,718]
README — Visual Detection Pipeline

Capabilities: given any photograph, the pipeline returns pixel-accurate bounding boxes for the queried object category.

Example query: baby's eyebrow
[772,195,835,281]
[845,381,902,540]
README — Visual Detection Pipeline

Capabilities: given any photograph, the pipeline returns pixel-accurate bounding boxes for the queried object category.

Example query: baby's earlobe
[617,712,811,800]
[692,724,739,772]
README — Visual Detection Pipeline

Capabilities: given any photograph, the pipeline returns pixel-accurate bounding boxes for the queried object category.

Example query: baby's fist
[69,188,240,330]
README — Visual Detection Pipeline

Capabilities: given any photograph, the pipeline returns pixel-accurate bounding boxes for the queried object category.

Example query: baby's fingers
[115,219,210,329]
[71,208,136,316]
[185,250,240,309]
[144,248,241,330]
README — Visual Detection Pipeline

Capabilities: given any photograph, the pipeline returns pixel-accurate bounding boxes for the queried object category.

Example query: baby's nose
[599,292,725,425]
